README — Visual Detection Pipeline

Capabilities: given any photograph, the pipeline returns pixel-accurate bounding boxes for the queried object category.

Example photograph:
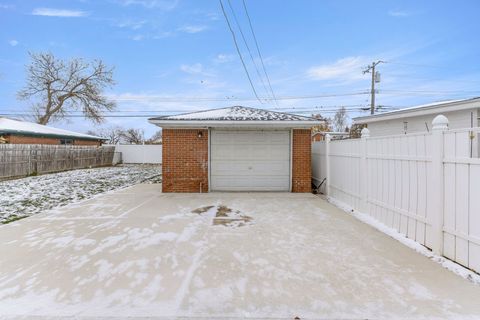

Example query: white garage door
[210,130,291,191]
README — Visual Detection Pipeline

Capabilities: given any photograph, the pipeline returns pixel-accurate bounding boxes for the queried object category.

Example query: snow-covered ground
[1,188,480,319]
[0,165,161,223]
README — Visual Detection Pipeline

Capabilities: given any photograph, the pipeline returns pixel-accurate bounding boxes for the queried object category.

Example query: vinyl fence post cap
[361,127,370,138]
[432,114,449,130]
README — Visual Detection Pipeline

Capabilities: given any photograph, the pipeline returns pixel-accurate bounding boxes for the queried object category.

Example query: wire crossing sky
[0,0,480,136]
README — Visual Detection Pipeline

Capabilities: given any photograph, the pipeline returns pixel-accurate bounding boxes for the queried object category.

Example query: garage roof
[149,106,323,128]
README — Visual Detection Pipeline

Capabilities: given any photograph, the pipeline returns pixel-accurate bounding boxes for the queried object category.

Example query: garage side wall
[162,129,209,193]
[292,129,311,192]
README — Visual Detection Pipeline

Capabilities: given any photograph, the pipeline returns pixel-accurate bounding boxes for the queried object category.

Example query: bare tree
[120,128,144,144]
[145,130,162,144]
[349,123,367,139]
[332,107,349,132]
[87,126,124,144]
[311,114,331,133]
[18,52,116,125]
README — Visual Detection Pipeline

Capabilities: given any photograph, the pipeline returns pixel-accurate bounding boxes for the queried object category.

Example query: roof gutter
[148,119,323,128]
[0,130,106,141]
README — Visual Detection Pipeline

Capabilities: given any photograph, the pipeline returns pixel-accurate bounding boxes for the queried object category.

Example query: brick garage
[162,129,209,193]
[150,106,323,193]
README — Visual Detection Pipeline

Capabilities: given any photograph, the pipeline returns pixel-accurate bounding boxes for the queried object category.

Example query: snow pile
[0,165,161,223]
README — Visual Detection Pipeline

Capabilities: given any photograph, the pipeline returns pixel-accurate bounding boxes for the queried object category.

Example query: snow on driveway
[1,185,480,319]
[0,165,161,223]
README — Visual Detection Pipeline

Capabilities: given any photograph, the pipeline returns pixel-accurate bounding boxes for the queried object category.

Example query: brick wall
[292,129,312,192]
[5,134,101,146]
[162,129,208,193]
[74,139,102,146]
[7,135,60,145]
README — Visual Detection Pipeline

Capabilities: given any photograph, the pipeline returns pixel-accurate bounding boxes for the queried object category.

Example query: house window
[60,139,73,145]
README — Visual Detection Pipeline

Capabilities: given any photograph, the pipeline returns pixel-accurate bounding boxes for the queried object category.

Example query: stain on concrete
[191,205,253,227]
[191,206,215,214]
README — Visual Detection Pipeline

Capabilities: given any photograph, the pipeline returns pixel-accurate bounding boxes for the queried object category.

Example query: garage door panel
[211,145,290,161]
[211,176,290,191]
[211,131,289,145]
[212,160,290,176]
[210,130,291,191]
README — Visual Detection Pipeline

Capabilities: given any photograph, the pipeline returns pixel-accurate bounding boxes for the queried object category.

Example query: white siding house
[353,98,480,156]
[353,98,480,136]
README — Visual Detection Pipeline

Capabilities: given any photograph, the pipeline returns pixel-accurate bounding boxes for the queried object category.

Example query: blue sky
[1,0,480,137]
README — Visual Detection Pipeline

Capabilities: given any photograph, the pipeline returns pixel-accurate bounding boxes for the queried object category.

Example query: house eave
[148,119,322,129]
[0,130,106,141]
[353,99,480,124]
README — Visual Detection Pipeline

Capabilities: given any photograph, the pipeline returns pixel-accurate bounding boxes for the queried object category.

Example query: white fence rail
[105,144,162,164]
[312,115,480,274]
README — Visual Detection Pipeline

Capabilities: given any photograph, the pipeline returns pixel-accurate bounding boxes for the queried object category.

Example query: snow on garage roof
[149,106,323,128]
[0,117,105,140]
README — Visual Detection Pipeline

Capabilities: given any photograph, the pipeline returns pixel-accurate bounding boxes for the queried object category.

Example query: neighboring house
[149,106,323,193]
[312,132,324,142]
[0,117,105,146]
[353,97,480,135]
[353,97,480,157]
[311,132,350,141]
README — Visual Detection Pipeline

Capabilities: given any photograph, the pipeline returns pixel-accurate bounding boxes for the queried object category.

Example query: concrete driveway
[1,184,480,319]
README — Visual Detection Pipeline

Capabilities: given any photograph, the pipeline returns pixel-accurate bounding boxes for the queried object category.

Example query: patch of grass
[2,214,28,224]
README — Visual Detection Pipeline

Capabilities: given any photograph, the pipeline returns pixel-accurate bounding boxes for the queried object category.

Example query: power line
[109,90,370,102]
[380,89,480,94]
[219,0,263,104]
[384,61,443,69]
[0,106,400,118]
[226,0,272,101]
[242,0,279,107]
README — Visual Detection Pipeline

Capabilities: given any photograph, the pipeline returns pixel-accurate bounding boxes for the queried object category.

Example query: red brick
[5,134,102,146]
[292,129,312,193]
[162,129,209,193]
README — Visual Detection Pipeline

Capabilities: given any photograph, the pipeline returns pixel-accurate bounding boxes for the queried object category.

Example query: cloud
[117,0,178,10]
[0,4,13,9]
[214,54,234,64]
[8,40,18,47]
[178,25,208,34]
[180,63,204,74]
[130,34,145,41]
[307,57,366,82]
[180,63,217,78]
[388,9,412,17]
[115,19,147,30]
[32,8,88,17]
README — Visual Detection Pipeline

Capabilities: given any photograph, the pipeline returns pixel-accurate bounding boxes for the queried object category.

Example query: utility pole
[363,60,384,115]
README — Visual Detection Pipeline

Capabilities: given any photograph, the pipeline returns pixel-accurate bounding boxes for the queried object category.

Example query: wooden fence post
[325,134,331,196]
[360,128,370,213]
[431,114,448,255]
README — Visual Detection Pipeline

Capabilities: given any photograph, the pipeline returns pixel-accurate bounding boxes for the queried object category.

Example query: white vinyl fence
[312,115,480,274]
[106,144,162,164]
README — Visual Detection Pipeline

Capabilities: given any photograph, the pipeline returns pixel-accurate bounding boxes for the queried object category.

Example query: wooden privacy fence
[312,115,480,274]
[0,144,115,179]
